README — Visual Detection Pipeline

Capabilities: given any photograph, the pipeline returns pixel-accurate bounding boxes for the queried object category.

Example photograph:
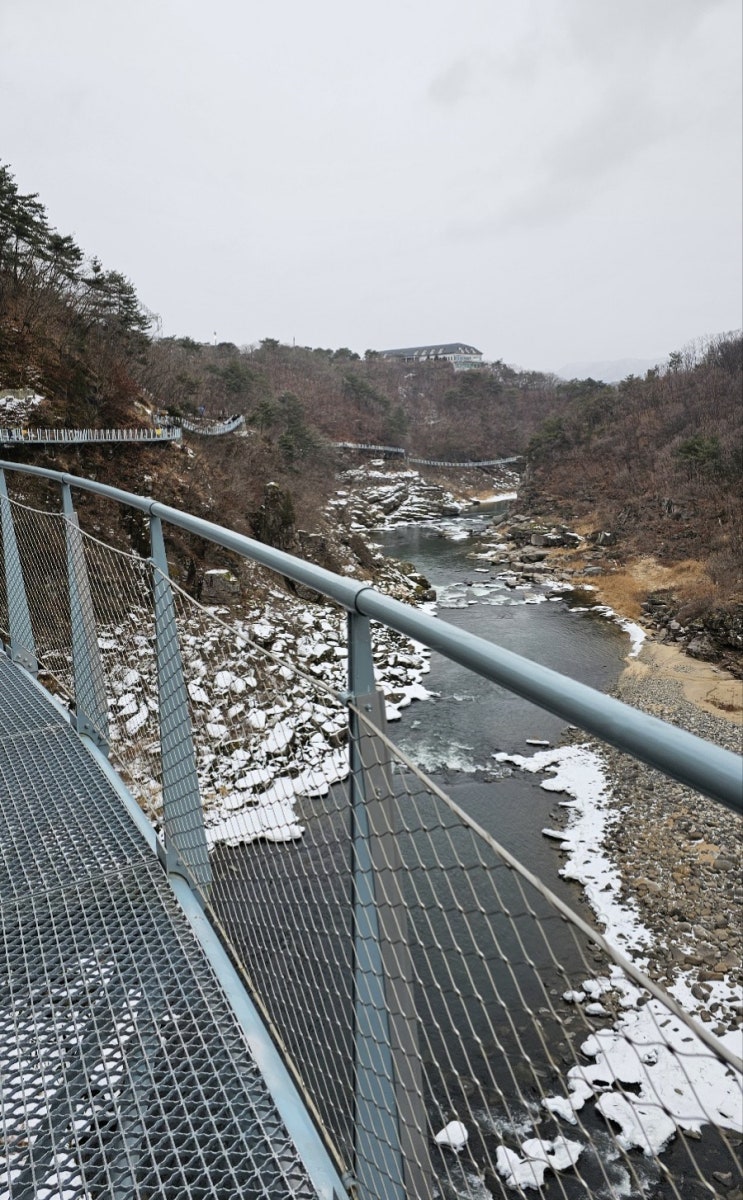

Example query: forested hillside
[1,162,741,640]
[520,335,743,643]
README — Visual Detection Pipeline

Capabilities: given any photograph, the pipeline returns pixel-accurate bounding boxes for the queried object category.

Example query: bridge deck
[0,654,318,1199]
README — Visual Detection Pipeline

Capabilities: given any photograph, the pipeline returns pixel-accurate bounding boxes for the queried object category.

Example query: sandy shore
[621,639,743,725]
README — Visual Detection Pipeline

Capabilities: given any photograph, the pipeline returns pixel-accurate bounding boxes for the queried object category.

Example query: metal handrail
[1,457,741,812]
[0,426,182,444]
[180,415,245,435]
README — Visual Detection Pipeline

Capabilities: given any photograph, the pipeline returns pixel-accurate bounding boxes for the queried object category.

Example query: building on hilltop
[381,342,484,370]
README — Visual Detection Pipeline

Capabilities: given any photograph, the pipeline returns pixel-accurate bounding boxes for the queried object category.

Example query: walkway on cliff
[0,456,740,1200]
[0,653,335,1198]
[0,414,246,445]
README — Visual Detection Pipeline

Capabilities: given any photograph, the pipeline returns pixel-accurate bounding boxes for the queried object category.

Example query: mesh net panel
[1,485,741,1200]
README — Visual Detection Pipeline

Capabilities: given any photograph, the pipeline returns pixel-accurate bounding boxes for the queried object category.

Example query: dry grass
[546,544,714,621]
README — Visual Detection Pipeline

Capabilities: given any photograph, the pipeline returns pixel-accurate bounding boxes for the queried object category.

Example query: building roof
[382,343,483,358]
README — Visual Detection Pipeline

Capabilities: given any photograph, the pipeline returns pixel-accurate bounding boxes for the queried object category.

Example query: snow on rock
[556,970,743,1148]
[332,464,520,532]
[125,704,150,736]
[260,719,295,755]
[494,745,652,956]
[236,767,275,790]
[496,1136,583,1190]
[95,562,431,856]
[205,792,304,847]
[595,1093,676,1156]
[214,670,238,690]
[0,388,44,421]
[541,827,568,842]
[616,618,646,658]
[250,621,274,641]
[587,605,646,658]
[434,1120,468,1152]
[294,752,348,797]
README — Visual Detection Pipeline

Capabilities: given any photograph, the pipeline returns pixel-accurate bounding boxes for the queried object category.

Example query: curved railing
[180,414,245,435]
[0,457,740,1200]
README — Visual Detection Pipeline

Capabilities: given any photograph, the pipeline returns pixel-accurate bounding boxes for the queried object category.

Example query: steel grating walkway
[0,655,320,1200]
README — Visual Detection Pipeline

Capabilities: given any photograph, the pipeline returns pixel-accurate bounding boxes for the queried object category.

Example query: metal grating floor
[0,655,319,1199]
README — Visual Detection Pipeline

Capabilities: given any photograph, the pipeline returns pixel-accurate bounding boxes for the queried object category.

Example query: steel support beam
[149,515,212,895]
[61,483,109,750]
[0,468,37,673]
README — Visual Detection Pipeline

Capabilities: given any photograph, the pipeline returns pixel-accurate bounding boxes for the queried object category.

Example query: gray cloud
[428,58,475,105]
[0,0,740,369]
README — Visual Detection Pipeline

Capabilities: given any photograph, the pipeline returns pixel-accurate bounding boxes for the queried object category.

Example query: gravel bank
[582,648,742,1033]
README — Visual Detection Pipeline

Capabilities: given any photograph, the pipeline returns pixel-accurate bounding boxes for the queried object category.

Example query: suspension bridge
[333,442,525,468]
[0,458,741,1200]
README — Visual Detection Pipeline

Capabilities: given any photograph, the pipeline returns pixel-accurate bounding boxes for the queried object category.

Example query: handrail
[0,426,182,444]
[1,457,741,812]
[180,414,245,435]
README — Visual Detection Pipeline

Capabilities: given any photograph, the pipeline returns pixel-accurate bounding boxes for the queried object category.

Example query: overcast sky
[2,0,741,371]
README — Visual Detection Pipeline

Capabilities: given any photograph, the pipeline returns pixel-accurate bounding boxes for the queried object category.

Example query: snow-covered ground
[0,388,44,424]
[332,463,520,531]
[98,586,431,847]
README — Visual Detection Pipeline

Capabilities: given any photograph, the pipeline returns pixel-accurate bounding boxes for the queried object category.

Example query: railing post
[347,611,433,1200]
[149,514,212,895]
[61,483,109,750]
[0,468,37,673]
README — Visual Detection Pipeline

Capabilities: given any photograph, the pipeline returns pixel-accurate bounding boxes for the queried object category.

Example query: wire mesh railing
[180,414,245,435]
[0,463,741,1200]
[0,425,182,444]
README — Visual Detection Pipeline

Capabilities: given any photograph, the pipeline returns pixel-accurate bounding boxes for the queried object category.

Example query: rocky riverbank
[474,511,743,678]
[332,464,742,1031]
[573,650,743,1033]
[470,511,742,1031]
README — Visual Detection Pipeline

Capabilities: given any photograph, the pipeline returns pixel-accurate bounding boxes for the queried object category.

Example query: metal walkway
[0,427,182,446]
[1,459,741,1200]
[0,654,320,1200]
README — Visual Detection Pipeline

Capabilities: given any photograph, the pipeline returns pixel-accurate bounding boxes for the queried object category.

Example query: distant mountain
[555,356,667,383]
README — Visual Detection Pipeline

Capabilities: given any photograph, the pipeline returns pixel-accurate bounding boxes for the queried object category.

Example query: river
[377,514,628,883]
[213,512,665,1198]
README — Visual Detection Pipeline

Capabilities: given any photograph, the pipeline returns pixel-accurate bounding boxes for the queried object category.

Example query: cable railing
[0,458,741,1200]
[0,425,182,444]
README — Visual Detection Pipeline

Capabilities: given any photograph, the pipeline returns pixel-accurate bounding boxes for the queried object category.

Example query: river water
[371,516,671,1196]
[377,514,628,879]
